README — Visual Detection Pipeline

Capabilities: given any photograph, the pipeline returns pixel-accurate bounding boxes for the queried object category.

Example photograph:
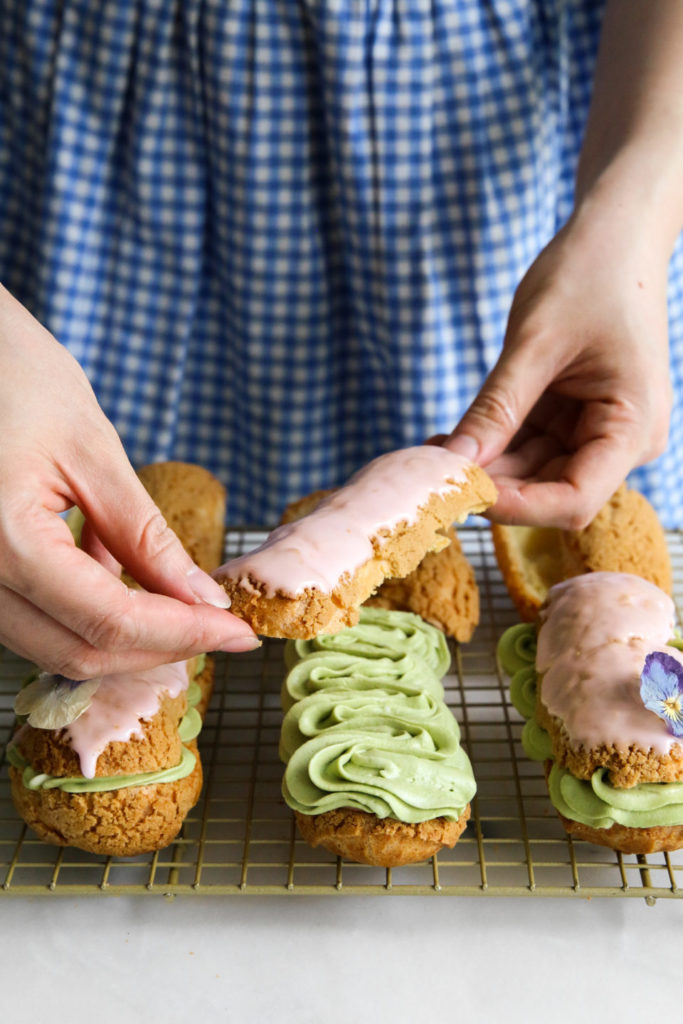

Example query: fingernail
[444,433,480,463]
[221,636,262,653]
[186,567,232,609]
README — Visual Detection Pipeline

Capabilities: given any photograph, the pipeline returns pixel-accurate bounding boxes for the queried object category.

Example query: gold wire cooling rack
[1,527,683,901]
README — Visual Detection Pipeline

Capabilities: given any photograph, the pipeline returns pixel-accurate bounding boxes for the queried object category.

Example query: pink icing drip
[214,446,472,597]
[65,661,189,778]
[537,572,680,755]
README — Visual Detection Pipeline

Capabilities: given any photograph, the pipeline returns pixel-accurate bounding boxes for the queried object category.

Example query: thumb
[444,339,557,467]
[69,436,231,610]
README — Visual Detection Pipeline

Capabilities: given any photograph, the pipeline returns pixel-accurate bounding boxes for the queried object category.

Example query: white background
[0,894,679,1022]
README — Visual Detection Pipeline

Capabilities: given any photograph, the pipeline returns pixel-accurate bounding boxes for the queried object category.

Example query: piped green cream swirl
[285,607,451,678]
[497,622,537,677]
[498,623,683,831]
[283,720,474,822]
[548,763,683,830]
[281,607,474,823]
[281,651,444,711]
[280,688,460,763]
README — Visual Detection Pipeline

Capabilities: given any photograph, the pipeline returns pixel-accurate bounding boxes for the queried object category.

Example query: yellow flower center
[662,695,682,720]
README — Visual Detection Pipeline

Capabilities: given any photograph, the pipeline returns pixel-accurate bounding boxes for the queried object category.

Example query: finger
[485,433,568,481]
[63,432,230,609]
[487,430,638,529]
[0,584,259,680]
[525,394,584,445]
[3,510,258,662]
[80,518,122,577]
[443,336,559,466]
[572,389,670,468]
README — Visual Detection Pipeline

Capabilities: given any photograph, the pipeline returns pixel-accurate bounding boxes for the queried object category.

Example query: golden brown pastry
[363,527,479,643]
[294,806,470,868]
[280,606,476,866]
[492,484,672,622]
[10,658,213,857]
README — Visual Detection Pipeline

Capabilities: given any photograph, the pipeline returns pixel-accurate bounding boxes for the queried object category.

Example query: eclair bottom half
[279,607,476,867]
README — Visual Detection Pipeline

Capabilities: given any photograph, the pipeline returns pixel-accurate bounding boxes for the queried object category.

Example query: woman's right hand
[0,284,258,678]
[444,198,672,529]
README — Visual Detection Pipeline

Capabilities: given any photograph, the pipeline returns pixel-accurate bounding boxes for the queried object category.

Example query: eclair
[280,607,476,866]
[214,446,496,639]
[498,572,683,854]
[7,461,226,857]
[8,658,211,856]
[492,484,672,622]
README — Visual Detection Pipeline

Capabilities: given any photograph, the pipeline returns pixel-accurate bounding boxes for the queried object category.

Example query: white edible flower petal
[14,674,101,729]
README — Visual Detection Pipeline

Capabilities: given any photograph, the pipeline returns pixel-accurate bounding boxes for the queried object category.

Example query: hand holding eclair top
[213,446,497,639]
[8,462,225,856]
[0,285,257,677]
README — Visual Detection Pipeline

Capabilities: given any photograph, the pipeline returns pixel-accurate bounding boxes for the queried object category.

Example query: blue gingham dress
[1,0,682,525]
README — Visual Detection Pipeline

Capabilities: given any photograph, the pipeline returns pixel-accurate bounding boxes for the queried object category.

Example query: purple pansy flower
[640,652,683,738]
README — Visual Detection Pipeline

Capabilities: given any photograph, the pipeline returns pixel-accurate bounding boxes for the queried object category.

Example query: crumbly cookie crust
[10,746,203,857]
[15,692,187,779]
[284,497,480,640]
[365,526,479,642]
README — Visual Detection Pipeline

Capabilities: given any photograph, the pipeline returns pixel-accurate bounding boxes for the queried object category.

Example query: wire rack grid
[1,527,682,901]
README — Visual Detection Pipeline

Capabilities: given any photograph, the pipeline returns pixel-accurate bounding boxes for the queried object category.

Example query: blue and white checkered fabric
[1,0,682,525]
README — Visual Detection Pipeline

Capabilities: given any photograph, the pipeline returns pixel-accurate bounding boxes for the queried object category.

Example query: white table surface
[0,894,679,1022]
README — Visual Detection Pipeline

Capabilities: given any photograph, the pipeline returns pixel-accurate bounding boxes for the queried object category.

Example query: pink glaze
[214,446,472,597]
[65,661,189,778]
[537,572,680,755]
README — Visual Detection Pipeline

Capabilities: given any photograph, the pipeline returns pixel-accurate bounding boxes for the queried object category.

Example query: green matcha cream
[282,608,475,823]
[285,607,452,678]
[281,650,444,710]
